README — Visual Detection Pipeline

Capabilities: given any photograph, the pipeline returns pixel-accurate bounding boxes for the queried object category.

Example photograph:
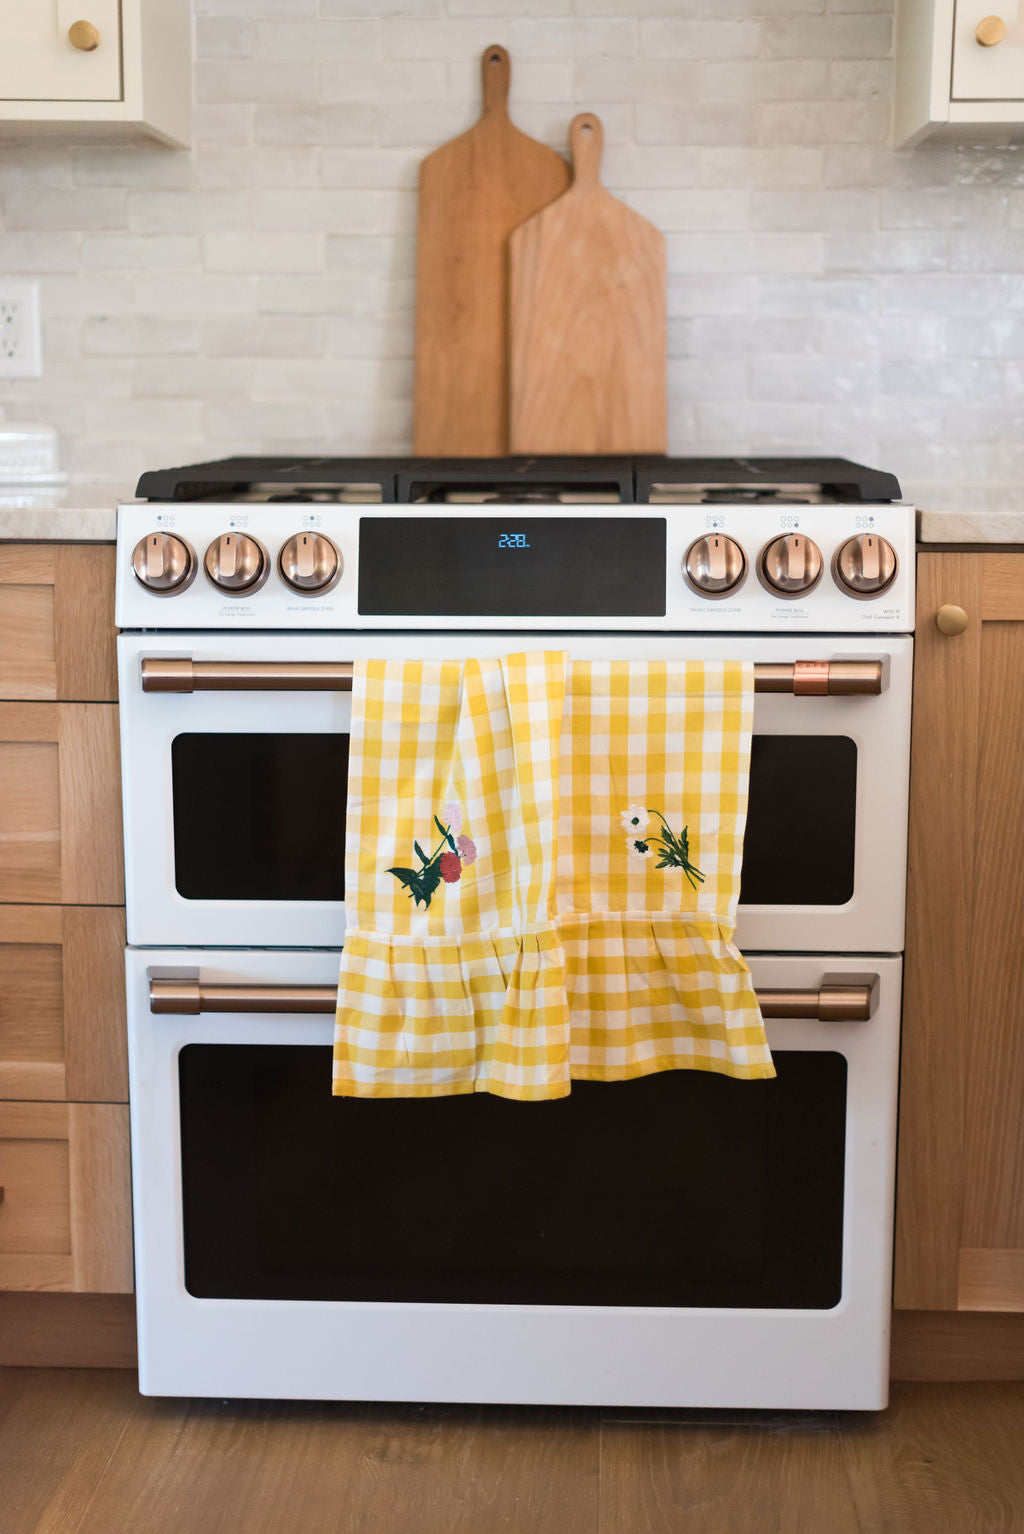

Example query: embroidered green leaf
[648,812,705,891]
[386,861,444,908]
[413,840,430,866]
[434,815,458,853]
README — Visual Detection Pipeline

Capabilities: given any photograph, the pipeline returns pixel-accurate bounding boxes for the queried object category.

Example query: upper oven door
[118,632,912,952]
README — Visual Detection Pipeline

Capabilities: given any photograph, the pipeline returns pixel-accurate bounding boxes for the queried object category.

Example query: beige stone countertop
[912,484,1024,545]
[0,484,128,541]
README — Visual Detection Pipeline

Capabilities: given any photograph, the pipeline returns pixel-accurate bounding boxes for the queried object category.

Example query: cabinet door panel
[0,906,127,1102]
[0,1101,131,1292]
[953,1,1024,100]
[0,703,123,906]
[0,546,116,702]
[896,552,1024,1312]
[0,0,121,103]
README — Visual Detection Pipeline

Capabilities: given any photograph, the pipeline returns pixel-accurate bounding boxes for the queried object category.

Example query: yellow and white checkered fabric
[333,653,774,1100]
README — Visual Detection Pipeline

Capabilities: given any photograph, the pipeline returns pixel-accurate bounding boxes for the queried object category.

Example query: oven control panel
[115,501,916,632]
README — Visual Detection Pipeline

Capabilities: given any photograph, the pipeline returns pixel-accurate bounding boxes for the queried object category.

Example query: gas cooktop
[134,455,903,507]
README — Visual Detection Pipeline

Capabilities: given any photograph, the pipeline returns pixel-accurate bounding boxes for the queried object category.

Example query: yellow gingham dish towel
[332,653,774,1100]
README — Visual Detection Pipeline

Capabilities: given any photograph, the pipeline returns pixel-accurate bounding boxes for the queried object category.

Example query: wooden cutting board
[413,45,570,458]
[508,113,667,456]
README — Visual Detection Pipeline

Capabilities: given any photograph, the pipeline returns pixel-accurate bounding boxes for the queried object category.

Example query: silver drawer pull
[140,658,884,696]
[148,975,878,1022]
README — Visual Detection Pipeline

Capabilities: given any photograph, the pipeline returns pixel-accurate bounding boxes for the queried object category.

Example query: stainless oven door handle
[148,974,879,1021]
[140,658,885,696]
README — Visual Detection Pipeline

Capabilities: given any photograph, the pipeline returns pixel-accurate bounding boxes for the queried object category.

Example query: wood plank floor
[2,1370,1022,1534]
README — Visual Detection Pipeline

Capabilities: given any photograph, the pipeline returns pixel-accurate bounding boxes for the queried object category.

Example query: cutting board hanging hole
[482,45,510,114]
[570,113,603,190]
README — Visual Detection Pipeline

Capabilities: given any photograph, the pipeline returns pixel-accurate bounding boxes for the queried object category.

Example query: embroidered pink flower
[456,834,477,865]
[442,801,462,834]
[439,851,462,883]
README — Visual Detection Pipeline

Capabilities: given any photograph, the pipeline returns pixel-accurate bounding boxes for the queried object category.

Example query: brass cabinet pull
[68,19,100,50]
[975,14,1008,45]
[149,976,878,1022]
[935,604,969,636]
[140,658,884,697]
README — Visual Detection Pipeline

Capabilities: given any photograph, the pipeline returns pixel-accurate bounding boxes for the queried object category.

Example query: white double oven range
[115,454,914,1410]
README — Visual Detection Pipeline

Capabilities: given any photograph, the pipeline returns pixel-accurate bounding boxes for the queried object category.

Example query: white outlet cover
[0,281,42,379]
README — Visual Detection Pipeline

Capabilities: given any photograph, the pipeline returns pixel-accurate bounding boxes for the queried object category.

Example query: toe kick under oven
[116,456,914,1409]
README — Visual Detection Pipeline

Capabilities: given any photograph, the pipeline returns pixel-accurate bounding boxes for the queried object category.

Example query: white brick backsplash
[196,60,317,104]
[0,0,1018,497]
[641,20,759,58]
[254,104,377,146]
[764,16,891,56]
[196,17,257,57]
[258,19,379,57]
[204,231,324,272]
[699,147,823,187]
[703,60,828,103]
[128,191,252,235]
[203,316,328,358]
[2,188,126,231]
[574,59,700,103]
[81,317,200,356]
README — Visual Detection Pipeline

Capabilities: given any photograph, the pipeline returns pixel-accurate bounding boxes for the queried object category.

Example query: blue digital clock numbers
[498,532,530,549]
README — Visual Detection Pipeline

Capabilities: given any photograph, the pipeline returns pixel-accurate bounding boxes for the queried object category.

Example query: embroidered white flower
[620,804,649,834]
[626,835,653,859]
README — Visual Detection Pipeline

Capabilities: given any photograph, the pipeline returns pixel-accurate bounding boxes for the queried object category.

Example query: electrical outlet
[0,281,43,379]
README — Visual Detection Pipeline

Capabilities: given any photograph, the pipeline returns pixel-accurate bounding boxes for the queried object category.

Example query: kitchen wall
[1,0,1023,507]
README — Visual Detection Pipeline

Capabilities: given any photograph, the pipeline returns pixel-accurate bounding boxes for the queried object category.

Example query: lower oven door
[119,631,911,953]
[126,948,900,1410]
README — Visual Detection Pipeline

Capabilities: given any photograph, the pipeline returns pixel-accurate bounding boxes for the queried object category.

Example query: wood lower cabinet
[0,1101,131,1293]
[0,539,132,1319]
[895,551,1024,1316]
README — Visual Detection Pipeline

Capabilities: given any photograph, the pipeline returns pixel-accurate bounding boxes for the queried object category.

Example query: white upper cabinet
[952,1,1024,101]
[0,0,190,147]
[896,0,1024,145]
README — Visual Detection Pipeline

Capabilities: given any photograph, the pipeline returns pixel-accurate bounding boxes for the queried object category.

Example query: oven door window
[179,1046,846,1310]
[741,736,857,906]
[171,734,348,902]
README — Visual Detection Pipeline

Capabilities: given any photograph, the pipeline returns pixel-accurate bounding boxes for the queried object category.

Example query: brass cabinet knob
[683,534,746,598]
[204,532,269,595]
[131,532,196,594]
[68,19,101,50]
[935,604,969,636]
[757,533,824,598]
[975,14,1007,45]
[278,532,343,595]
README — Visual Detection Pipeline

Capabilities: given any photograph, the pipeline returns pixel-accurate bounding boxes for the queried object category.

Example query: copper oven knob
[683,534,746,598]
[131,531,196,594]
[833,533,898,599]
[278,532,343,595]
[204,532,269,595]
[757,534,824,598]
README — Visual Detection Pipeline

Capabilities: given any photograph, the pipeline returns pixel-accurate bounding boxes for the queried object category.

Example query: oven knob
[833,534,898,599]
[131,532,196,594]
[204,532,269,595]
[278,532,343,595]
[683,534,746,598]
[758,534,824,598]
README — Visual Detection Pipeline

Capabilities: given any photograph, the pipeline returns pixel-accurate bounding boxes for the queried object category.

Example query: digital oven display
[358,517,667,618]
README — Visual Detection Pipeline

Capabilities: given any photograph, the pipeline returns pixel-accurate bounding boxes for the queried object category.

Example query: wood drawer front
[0,906,127,1102]
[0,702,123,905]
[0,1101,131,1292]
[0,545,116,703]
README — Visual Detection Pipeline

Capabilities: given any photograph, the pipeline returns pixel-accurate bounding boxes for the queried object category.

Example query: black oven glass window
[741,735,857,906]
[358,517,667,618]
[179,1046,847,1310]
[171,734,348,902]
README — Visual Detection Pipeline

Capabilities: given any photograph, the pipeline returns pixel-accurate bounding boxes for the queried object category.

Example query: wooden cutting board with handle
[508,113,667,456]
[413,45,570,458]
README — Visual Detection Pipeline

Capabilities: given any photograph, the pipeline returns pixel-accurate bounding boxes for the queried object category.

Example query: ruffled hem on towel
[332,914,775,1101]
